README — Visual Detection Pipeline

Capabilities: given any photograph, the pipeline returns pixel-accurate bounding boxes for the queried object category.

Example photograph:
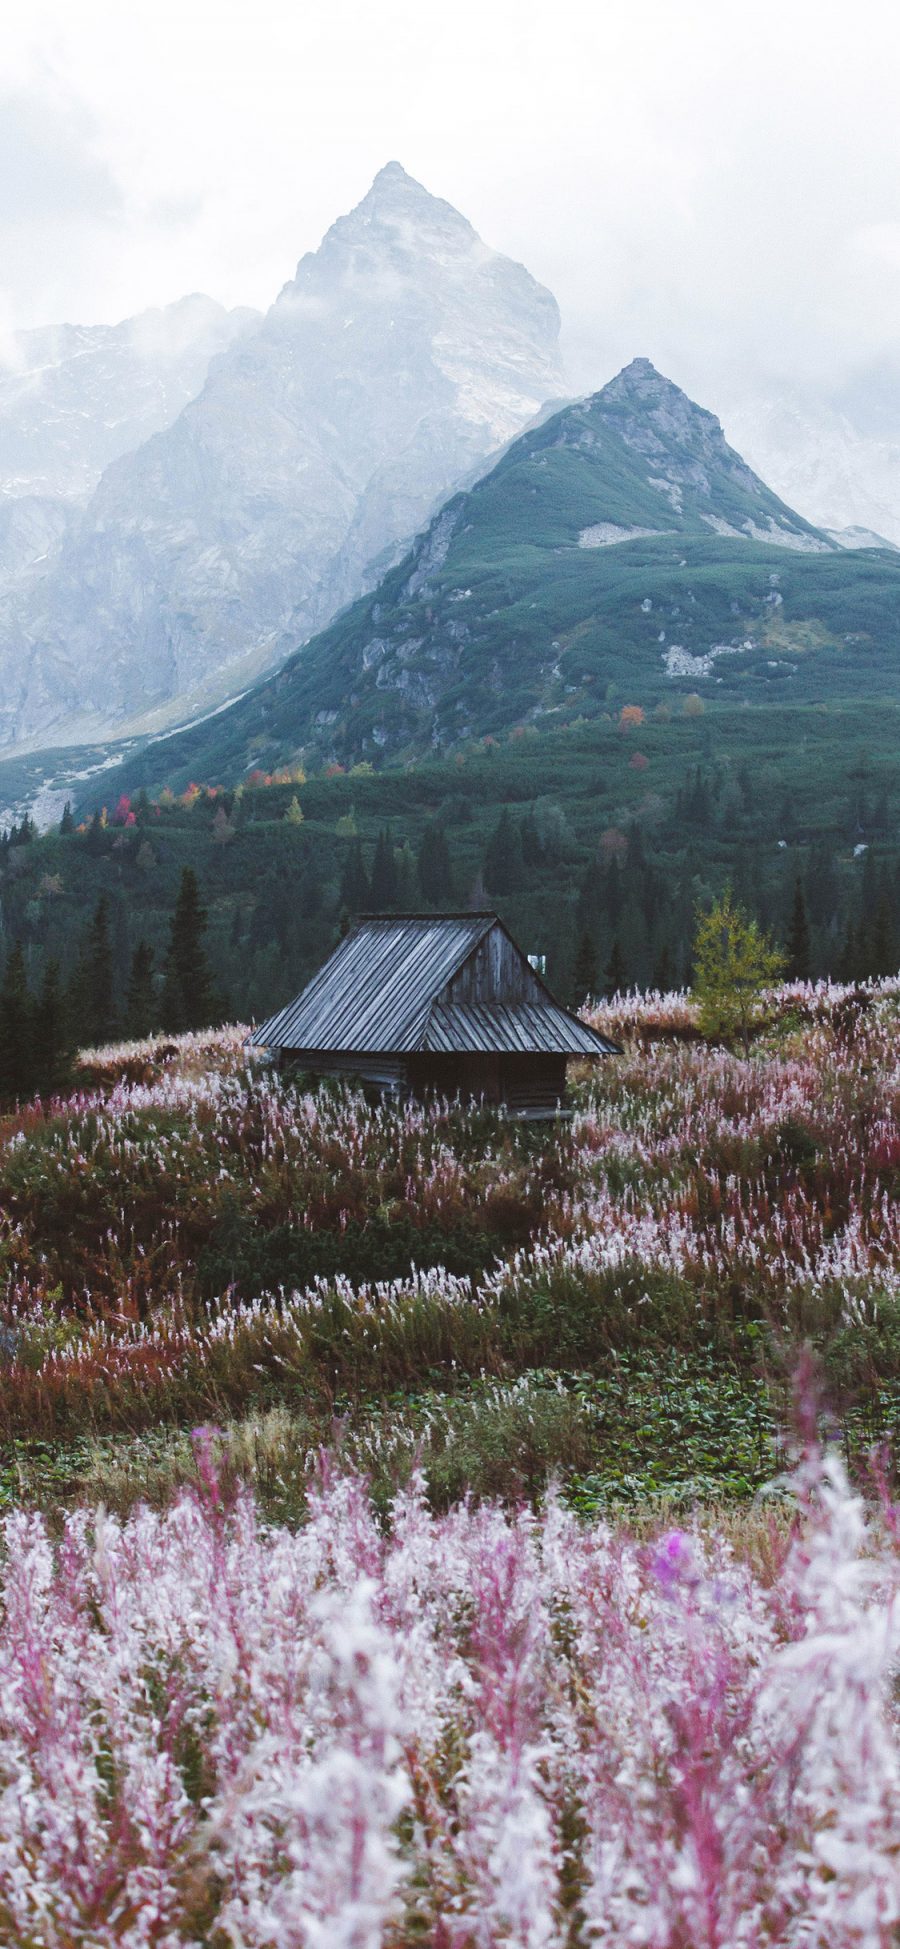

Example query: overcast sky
[3,0,900,411]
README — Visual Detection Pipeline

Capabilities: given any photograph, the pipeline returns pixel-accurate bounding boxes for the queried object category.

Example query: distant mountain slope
[0,295,259,506]
[724,385,900,548]
[98,359,900,799]
[0,164,563,756]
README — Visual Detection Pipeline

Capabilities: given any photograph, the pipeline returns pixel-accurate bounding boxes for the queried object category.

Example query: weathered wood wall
[441,927,545,1007]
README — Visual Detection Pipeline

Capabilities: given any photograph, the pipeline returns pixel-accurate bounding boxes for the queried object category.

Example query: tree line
[0,868,216,1104]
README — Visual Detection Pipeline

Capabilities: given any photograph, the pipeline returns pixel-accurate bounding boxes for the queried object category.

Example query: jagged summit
[0,168,564,755]
[290,160,489,286]
[92,359,873,804]
[564,357,832,545]
[365,160,437,202]
[598,356,723,430]
[609,355,667,385]
[372,158,413,184]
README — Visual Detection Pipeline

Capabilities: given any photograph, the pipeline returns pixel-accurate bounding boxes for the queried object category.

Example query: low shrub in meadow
[1,985,900,1464]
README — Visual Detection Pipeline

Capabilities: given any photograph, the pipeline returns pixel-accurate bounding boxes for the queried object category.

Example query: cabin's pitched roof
[252,913,618,1058]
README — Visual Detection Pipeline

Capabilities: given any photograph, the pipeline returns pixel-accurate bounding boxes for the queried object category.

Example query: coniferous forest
[1,700,899,1100]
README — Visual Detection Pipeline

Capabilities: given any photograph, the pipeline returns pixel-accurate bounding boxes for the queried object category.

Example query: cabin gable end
[438,922,545,1008]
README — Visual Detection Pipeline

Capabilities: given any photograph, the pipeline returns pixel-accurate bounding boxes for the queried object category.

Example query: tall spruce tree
[604,938,627,999]
[162,869,214,1032]
[520,809,544,867]
[126,941,157,1038]
[571,932,599,1006]
[652,943,674,994]
[483,808,524,894]
[868,895,897,979]
[786,879,812,981]
[34,960,67,1097]
[0,942,33,1102]
[369,829,399,910]
[417,822,454,906]
[339,839,370,914]
[86,896,117,1046]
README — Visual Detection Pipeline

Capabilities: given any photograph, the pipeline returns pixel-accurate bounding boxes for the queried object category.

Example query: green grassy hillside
[87,359,900,802]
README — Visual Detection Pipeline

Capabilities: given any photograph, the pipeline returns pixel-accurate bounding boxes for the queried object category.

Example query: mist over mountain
[0,163,563,755]
[97,357,900,809]
[0,295,259,507]
[723,376,900,550]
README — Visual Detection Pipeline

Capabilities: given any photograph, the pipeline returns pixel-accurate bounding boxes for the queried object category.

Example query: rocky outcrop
[0,164,562,753]
[0,295,257,505]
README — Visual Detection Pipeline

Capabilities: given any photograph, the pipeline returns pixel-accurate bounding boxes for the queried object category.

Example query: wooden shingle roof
[252,914,618,1058]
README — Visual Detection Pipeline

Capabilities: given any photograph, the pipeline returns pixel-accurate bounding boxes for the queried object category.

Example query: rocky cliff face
[0,295,259,507]
[0,164,563,753]
[587,360,831,546]
[94,358,875,806]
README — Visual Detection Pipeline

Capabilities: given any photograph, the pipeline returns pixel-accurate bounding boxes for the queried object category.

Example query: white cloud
[1,0,899,410]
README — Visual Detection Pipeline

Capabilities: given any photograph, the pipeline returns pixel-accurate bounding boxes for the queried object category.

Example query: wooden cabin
[251,913,618,1116]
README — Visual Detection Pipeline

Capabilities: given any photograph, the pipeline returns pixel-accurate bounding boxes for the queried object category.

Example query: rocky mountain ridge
[0,164,563,756]
[0,294,259,507]
[92,357,900,807]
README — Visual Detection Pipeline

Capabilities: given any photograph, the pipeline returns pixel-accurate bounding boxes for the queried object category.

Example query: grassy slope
[72,379,900,802]
[1,980,899,1520]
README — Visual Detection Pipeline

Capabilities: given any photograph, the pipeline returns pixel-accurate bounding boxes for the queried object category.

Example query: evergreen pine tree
[600,859,623,927]
[59,802,74,835]
[338,838,370,914]
[394,840,417,909]
[34,960,67,1097]
[298,859,323,919]
[838,920,859,984]
[869,895,896,979]
[520,810,544,867]
[417,822,454,905]
[652,943,673,993]
[126,941,157,1038]
[604,938,627,999]
[0,942,33,1102]
[571,932,599,1006]
[626,823,645,872]
[860,846,878,926]
[805,843,839,928]
[369,829,399,909]
[576,863,601,939]
[786,879,812,981]
[162,869,214,1032]
[86,896,116,1046]
[339,838,370,914]
[483,808,524,894]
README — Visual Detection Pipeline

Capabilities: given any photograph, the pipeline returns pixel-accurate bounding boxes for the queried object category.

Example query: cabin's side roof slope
[423,1000,615,1056]
[253,914,494,1054]
[253,913,619,1057]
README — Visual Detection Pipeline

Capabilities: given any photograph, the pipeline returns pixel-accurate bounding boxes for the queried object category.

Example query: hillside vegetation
[0,976,898,1512]
[2,699,900,1045]
[0,982,898,1938]
[91,360,900,796]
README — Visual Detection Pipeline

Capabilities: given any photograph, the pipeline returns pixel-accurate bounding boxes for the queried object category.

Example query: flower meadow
[0,983,899,1938]
[1,1434,899,1945]
[0,978,898,1457]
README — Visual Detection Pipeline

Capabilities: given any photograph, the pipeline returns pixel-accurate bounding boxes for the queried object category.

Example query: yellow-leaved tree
[693,889,784,1054]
